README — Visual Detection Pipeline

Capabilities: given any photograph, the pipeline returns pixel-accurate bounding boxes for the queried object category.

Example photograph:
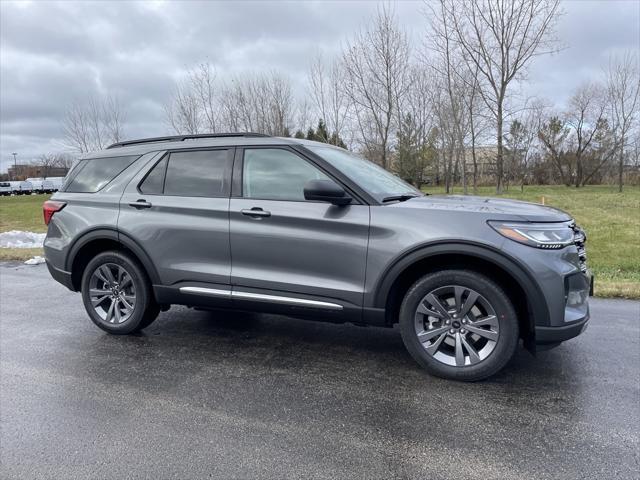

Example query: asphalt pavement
[1,262,638,479]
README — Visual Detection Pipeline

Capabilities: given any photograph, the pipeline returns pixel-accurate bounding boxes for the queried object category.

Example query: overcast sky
[1,0,638,172]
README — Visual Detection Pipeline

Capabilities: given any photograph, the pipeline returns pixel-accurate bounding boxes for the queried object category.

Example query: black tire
[399,269,519,382]
[81,250,160,334]
[138,303,161,330]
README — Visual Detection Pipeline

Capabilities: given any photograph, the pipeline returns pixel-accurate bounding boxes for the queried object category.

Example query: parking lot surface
[1,263,638,479]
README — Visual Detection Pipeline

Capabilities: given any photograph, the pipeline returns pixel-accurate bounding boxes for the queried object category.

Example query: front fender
[371,241,550,335]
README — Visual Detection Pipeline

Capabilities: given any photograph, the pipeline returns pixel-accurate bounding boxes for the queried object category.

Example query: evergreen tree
[298,119,348,148]
[395,114,436,188]
[306,126,316,141]
[315,119,330,142]
[329,132,347,149]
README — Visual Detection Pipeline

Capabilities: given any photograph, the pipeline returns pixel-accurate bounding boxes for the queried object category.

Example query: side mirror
[304,179,352,206]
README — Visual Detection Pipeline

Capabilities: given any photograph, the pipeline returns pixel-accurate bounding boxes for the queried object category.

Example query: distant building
[7,164,69,181]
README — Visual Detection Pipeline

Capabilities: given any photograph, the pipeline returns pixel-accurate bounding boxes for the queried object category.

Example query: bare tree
[429,70,458,191]
[537,115,571,185]
[308,52,351,144]
[605,51,640,192]
[267,73,294,135]
[463,65,490,193]
[426,0,471,193]
[165,77,202,135]
[539,83,619,187]
[29,152,76,178]
[341,5,411,168]
[217,72,294,136]
[102,95,126,143]
[438,0,561,193]
[32,154,58,178]
[505,100,543,190]
[52,152,76,170]
[63,95,127,153]
[395,65,438,187]
[565,83,608,187]
[192,63,220,133]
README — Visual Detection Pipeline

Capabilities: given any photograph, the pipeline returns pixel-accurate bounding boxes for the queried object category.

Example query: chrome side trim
[232,291,343,310]
[179,287,232,297]
[178,286,343,310]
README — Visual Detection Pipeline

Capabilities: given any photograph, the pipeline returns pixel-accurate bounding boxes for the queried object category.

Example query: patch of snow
[24,256,46,265]
[0,230,46,248]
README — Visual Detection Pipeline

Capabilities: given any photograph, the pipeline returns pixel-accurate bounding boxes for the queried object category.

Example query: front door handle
[129,199,152,209]
[241,207,271,218]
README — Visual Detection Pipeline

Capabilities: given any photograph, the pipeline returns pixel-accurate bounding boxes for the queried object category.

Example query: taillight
[43,200,66,225]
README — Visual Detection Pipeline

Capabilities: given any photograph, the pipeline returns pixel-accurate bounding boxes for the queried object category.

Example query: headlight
[489,221,574,249]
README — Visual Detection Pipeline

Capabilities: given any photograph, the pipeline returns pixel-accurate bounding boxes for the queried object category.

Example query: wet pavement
[1,263,639,479]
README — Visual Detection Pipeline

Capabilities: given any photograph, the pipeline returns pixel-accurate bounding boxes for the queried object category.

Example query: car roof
[83,135,338,159]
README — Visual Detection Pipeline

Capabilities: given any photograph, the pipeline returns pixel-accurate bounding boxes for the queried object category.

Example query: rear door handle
[129,199,152,209]
[241,208,271,218]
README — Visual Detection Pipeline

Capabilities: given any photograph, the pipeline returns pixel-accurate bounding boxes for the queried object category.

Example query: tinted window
[243,148,329,201]
[65,156,139,193]
[164,150,230,197]
[139,157,167,194]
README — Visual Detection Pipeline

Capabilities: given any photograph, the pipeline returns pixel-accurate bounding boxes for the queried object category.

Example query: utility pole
[11,152,17,180]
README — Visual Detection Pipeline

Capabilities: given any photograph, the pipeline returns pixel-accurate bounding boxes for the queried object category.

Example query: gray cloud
[1,0,638,171]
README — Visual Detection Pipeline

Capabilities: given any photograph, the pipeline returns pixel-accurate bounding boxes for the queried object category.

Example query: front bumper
[535,315,589,344]
[535,270,592,345]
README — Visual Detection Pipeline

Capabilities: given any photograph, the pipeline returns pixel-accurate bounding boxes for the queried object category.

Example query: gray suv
[43,133,591,381]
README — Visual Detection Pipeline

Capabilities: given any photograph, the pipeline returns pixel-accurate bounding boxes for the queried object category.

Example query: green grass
[1,187,638,298]
[422,185,640,299]
[0,194,50,261]
[0,193,50,233]
[0,247,44,262]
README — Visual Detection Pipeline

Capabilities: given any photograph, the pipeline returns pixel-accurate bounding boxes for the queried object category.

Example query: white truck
[45,176,65,192]
[0,182,12,196]
[26,177,57,194]
[27,178,43,193]
[16,180,34,195]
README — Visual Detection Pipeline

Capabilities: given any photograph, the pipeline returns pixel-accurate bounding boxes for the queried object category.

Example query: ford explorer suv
[43,133,591,381]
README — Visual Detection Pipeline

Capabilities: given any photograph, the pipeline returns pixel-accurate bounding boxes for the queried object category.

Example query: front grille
[570,222,588,272]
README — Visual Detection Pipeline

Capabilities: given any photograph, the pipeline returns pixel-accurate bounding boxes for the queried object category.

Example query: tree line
[58,0,639,193]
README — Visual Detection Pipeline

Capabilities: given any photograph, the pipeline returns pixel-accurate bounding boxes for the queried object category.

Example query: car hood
[395,195,572,222]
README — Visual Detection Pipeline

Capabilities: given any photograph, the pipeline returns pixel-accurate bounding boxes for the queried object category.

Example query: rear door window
[163,150,231,197]
[64,156,139,193]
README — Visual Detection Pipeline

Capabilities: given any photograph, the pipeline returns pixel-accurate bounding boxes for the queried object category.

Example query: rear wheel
[81,251,159,334]
[399,270,519,381]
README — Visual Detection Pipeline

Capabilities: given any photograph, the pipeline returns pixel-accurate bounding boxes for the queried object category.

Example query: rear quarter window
[63,156,139,193]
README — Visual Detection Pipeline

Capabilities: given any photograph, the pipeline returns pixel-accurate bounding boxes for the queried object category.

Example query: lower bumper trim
[535,316,589,344]
[45,261,75,291]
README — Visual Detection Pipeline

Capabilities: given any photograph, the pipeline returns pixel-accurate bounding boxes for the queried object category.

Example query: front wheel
[399,270,519,382]
[81,251,160,334]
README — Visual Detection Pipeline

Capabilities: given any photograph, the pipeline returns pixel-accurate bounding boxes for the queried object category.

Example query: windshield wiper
[381,194,422,203]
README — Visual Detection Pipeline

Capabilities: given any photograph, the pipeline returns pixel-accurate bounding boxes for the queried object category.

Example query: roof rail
[106,132,270,149]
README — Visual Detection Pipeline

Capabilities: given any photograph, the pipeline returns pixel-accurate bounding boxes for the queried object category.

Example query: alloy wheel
[88,263,136,324]
[414,285,500,367]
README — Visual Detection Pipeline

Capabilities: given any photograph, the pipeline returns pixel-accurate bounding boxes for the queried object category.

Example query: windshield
[306,146,420,202]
